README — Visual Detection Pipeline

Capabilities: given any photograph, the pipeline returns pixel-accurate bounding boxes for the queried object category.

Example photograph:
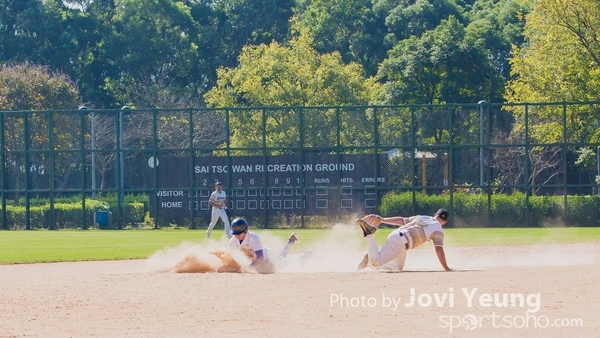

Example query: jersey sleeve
[431,231,444,247]
[249,234,264,252]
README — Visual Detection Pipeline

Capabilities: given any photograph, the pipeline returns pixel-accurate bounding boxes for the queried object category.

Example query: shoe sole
[289,233,299,243]
[357,253,369,270]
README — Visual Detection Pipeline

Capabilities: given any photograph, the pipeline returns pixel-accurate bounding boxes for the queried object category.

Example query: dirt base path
[1,243,598,338]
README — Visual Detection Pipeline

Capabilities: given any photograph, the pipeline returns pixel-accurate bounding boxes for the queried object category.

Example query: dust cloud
[145,225,599,274]
[145,239,252,273]
[144,223,368,274]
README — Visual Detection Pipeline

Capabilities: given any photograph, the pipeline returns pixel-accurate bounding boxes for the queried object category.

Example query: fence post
[118,106,131,229]
[79,106,89,230]
[597,146,600,195]
[478,101,487,189]
[0,111,5,230]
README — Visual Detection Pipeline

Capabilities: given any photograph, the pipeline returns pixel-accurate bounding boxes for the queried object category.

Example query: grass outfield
[0,227,598,265]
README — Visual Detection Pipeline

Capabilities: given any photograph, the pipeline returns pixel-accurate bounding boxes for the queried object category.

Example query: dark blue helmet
[231,218,248,235]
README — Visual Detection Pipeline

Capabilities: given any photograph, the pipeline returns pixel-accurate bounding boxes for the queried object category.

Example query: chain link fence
[1,102,600,229]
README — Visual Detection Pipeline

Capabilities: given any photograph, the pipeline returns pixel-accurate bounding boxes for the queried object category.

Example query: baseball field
[0,225,598,337]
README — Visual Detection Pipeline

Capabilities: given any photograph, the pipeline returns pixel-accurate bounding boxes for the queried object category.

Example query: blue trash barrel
[94,206,112,229]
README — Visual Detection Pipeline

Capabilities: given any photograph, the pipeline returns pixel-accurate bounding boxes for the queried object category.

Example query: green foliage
[575,147,596,168]
[564,195,600,226]
[0,63,79,110]
[374,0,466,42]
[205,33,380,108]
[376,16,505,105]
[467,0,532,79]
[0,0,540,109]
[293,0,387,76]
[453,192,488,225]
[507,0,600,105]
[4,205,46,230]
[204,33,382,150]
[490,192,526,225]
[1,190,600,241]
[379,191,600,227]
[102,0,205,108]
[1,195,147,230]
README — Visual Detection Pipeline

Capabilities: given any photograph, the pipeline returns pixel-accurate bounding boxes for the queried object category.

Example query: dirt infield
[1,241,598,338]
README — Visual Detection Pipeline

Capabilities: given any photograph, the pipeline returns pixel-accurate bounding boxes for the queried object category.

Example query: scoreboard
[152,153,388,219]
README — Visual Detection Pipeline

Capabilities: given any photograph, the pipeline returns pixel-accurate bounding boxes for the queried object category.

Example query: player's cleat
[357,253,369,270]
[356,218,377,237]
[206,229,212,239]
[288,232,300,243]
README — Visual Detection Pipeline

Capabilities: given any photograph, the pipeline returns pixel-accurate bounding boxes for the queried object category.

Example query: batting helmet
[231,218,249,235]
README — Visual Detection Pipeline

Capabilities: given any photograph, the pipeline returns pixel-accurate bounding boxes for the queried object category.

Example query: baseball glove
[360,214,382,227]
[239,245,257,261]
[212,250,242,273]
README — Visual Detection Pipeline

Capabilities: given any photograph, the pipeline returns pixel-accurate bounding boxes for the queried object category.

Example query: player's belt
[399,232,412,250]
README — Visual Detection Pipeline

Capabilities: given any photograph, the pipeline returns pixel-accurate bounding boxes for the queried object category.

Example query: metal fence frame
[1,102,600,229]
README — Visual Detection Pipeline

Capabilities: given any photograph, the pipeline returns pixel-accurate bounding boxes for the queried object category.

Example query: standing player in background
[355,208,452,272]
[207,182,231,239]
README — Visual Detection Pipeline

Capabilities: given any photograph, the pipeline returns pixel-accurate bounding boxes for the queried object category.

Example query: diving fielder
[356,208,452,271]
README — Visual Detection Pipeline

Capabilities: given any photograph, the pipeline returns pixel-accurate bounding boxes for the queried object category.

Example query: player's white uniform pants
[207,207,231,237]
[262,240,311,273]
[365,229,408,271]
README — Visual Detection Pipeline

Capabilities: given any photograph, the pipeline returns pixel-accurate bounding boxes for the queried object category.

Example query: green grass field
[0,227,598,265]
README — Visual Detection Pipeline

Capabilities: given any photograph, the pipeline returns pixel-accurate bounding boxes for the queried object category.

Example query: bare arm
[380,216,408,227]
[435,246,451,271]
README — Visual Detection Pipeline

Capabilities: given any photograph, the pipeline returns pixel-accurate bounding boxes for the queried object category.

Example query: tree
[205,33,379,107]
[507,0,600,103]
[57,0,120,108]
[204,33,381,150]
[506,0,600,144]
[0,63,79,110]
[208,0,294,68]
[0,0,68,66]
[574,147,600,193]
[101,0,204,108]
[490,130,563,195]
[0,63,80,203]
[61,0,93,12]
[376,16,504,105]
[293,0,387,76]
[372,0,466,42]
[467,0,533,82]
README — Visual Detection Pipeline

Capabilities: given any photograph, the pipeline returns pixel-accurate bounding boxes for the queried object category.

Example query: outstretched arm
[435,246,452,271]
[380,216,408,227]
